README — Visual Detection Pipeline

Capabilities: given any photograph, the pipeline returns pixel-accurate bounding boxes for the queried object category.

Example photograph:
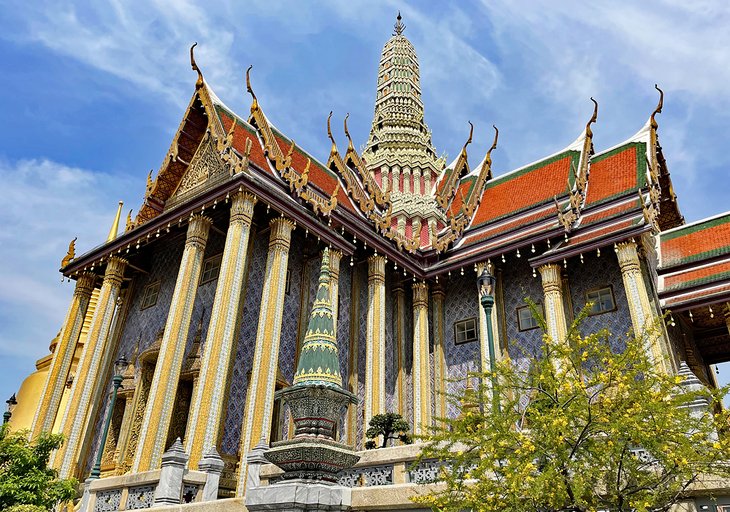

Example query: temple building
[7,13,730,509]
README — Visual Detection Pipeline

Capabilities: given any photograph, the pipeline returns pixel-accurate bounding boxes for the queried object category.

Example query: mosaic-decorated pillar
[55,256,127,478]
[329,249,342,334]
[477,262,502,376]
[32,272,96,438]
[412,282,431,434]
[615,240,669,373]
[132,214,212,472]
[365,255,386,428]
[186,192,257,468]
[432,282,446,420]
[393,282,407,415]
[237,217,295,495]
[539,263,568,344]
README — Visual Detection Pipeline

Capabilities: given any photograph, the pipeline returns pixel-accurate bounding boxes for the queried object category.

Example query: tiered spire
[362,13,442,174]
[292,248,342,387]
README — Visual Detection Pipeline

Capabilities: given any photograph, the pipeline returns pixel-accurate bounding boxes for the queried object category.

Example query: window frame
[199,253,223,286]
[453,317,478,345]
[516,303,543,332]
[585,285,617,316]
[140,281,161,310]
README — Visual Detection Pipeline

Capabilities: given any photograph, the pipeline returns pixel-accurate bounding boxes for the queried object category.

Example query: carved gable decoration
[167,134,228,209]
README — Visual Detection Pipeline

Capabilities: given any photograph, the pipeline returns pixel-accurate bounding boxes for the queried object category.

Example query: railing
[86,469,206,512]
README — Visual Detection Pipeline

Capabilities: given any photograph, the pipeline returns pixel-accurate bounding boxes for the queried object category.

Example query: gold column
[329,250,342,334]
[412,282,431,434]
[55,256,127,479]
[539,263,568,344]
[431,282,446,420]
[186,192,257,468]
[393,282,407,415]
[615,240,669,373]
[477,263,502,376]
[132,214,212,472]
[31,272,96,438]
[237,217,295,494]
[365,255,386,428]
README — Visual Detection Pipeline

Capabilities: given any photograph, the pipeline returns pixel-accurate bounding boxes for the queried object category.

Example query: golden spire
[190,42,204,89]
[107,201,124,242]
[393,11,405,36]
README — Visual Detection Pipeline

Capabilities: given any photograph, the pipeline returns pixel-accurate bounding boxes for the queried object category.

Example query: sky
[1,1,729,405]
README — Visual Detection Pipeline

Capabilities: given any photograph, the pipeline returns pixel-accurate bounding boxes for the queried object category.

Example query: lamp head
[113,355,129,378]
[477,265,496,299]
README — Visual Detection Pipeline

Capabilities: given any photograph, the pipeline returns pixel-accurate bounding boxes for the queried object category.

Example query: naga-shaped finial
[146,169,154,194]
[327,111,336,146]
[246,65,258,111]
[190,42,203,89]
[61,237,77,268]
[125,209,134,232]
[393,11,405,36]
[487,124,499,158]
[586,97,598,138]
[466,120,474,146]
[650,84,663,129]
[343,113,355,151]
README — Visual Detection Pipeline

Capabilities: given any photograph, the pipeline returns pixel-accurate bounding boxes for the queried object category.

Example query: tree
[414,305,730,512]
[0,426,77,510]
[365,412,413,449]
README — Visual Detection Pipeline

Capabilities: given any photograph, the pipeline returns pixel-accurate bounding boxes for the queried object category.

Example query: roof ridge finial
[393,11,405,36]
[651,84,663,129]
[190,42,204,89]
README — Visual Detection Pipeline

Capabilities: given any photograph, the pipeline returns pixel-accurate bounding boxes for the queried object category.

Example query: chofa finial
[586,97,598,138]
[327,111,336,146]
[190,42,203,88]
[651,84,663,128]
[393,11,405,36]
[246,65,258,110]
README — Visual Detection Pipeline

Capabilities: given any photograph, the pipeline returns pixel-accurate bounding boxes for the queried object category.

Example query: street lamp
[477,265,500,412]
[89,355,128,479]
[3,394,17,424]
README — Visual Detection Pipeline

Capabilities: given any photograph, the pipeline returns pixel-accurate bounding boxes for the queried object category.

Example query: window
[586,287,616,315]
[140,282,160,310]
[454,317,478,345]
[200,254,222,285]
[517,304,542,331]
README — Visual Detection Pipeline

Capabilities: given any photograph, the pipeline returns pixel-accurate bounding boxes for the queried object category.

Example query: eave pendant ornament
[264,248,359,481]
[557,98,597,232]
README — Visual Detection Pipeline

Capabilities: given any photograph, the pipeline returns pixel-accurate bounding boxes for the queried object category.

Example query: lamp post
[3,394,17,424]
[477,265,500,413]
[89,355,128,479]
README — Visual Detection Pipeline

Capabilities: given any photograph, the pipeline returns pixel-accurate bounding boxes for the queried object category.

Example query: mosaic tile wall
[566,251,633,352]
[384,277,396,414]
[403,283,414,427]
[356,261,368,447]
[501,259,545,369]
[220,228,269,455]
[336,261,353,442]
[443,273,480,419]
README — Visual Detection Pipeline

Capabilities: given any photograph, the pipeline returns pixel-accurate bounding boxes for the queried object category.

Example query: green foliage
[415,306,730,512]
[365,412,413,449]
[0,426,77,510]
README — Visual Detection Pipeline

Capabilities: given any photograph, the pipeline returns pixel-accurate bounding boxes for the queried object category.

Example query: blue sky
[1,1,729,404]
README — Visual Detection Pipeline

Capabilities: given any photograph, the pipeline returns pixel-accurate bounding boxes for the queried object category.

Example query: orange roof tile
[585,143,646,205]
[660,213,730,267]
[471,151,579,227]
[217,109,270,173]
[664,260,730,291]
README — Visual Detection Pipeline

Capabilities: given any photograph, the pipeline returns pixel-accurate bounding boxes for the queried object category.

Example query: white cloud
[0,158,134,366]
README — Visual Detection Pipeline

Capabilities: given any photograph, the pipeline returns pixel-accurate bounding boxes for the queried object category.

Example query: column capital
[74,272,97,298]
[368,254,386,284]
[268,217,296,252]
[431,280,446,299]
[104,256,128,287]
[538,263,562,294]
[186,215,213,249]
[328,249,343,278]
[615,240,641,273]
[412,281,429,308]
[230,191,257,225]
